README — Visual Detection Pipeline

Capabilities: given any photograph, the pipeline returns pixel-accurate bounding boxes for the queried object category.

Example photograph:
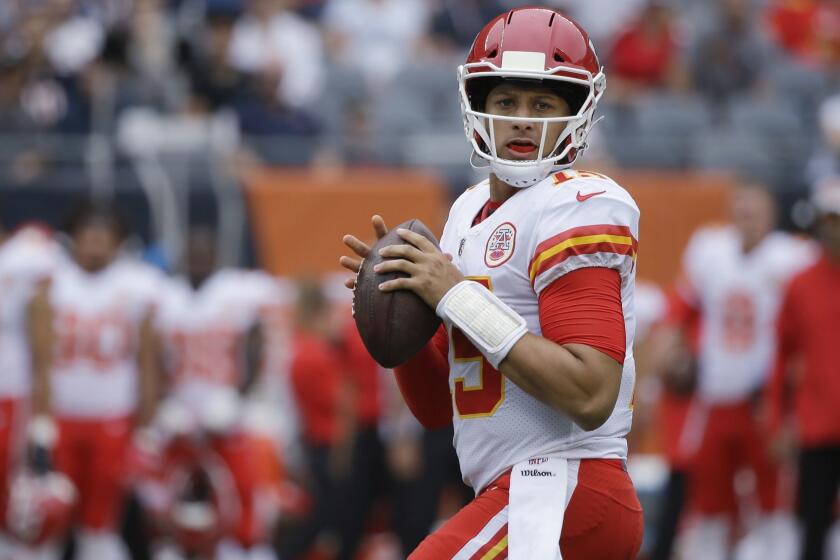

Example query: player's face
[186,231,217,287]
[485,83,572,161]
[73,224,120,273]
[816,213,840,255]
[730,185,776,248]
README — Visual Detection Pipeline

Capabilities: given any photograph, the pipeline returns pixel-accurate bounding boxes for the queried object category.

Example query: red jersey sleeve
[393,325,452,429]
[538,267,626,364]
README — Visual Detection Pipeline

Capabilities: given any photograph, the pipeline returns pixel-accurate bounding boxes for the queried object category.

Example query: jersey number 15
[452,277,505,418]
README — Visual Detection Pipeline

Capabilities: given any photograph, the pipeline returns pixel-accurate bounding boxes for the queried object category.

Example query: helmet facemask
[458,60,606,188]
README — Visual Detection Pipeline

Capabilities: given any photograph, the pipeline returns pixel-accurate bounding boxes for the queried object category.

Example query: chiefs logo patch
[485,222,516,268]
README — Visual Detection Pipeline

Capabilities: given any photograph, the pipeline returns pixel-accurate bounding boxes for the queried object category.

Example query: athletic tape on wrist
[436,281,528,368]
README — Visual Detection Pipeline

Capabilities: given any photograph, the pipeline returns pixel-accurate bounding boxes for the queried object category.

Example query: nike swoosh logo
[576,190,606,202]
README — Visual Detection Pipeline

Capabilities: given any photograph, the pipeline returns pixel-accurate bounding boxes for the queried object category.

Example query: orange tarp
[245,167,734,285]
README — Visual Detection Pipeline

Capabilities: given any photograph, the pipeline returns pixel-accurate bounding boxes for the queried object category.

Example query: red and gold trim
[469,525,508,560]
[529,224,638,284]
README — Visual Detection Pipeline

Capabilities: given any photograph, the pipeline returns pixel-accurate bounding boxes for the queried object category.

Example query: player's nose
[511,108,536,130]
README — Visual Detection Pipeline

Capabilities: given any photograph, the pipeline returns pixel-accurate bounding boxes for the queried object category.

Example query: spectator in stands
[426,0,506,49]
[689,0,771,108]
[228,0,325,111]
[322,0,430,91]
[767,178,840,560]
[127,0,177,93]
[608,0,684,98]
[181,1,247,111]
[548,0,646,49]
[765,0,840,69]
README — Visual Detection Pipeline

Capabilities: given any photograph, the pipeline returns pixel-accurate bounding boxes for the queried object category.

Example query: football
[353,219,442,368]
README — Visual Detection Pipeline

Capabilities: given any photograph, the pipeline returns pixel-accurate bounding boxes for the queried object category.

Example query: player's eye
[534,101,554,111]
[494,97,515,108]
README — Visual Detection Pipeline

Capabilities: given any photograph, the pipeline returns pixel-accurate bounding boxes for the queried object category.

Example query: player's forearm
[137,317,159,425]
[393,341,453,429]
[28,288,54,416]
[500,334,621,431]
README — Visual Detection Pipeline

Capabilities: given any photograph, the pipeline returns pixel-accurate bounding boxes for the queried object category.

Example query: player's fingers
[343,235,371,258]
[344,277,356,290]
[372,215,389,239]
[444,253,454,262]
[339,255,362,273]
[378,277,415,293]
[373,259,418,276]
[378,243,424,262]
[395,228,437,253]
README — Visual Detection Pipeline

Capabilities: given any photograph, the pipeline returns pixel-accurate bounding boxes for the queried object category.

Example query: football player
[667,182,815,560]
[154,226,286,559]
[341,8,643,558]
[0,225,66,558]
[27,202,163,560]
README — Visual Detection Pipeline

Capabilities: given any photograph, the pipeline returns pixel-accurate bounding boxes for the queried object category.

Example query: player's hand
[375,228,463,308]
[769,426,797,462]
[386,437,424,481]
[26,416,57,475]
[339,215,389,290]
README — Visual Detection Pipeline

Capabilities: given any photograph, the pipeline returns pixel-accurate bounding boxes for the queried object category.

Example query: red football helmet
[148,444,240,556]
[5,471,77,546]
[458,7,606,188]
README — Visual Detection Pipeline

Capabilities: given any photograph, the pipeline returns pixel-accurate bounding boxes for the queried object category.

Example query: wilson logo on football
[485,222,516,268]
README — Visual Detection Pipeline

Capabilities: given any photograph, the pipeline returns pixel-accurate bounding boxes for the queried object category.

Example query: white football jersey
[0,228,66,399]
[440,170,640,492]
[49,258,163,418]
[156,269,280,414]
[634,281,667,343]
[680,226,816,403]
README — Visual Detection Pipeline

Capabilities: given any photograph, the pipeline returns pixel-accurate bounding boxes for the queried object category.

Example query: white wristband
[436,281,528,369]
[28,415,57,448]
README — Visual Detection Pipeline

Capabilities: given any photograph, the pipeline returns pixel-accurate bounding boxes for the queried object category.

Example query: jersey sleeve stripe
[532,224,636,259]
[530,240,635,285]
[529,232,637,283]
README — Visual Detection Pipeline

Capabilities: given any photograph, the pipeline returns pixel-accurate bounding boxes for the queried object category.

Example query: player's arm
[377,228,624,431]
[27,281,54,417]
[340,216,454,428]
[240,320,264,395]
[26,281,58,467]
[137,310,161,426]
[393,325,452,429]
[497,267,624,431]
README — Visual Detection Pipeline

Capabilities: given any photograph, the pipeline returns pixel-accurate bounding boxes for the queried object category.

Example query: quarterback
[342,8,642,559]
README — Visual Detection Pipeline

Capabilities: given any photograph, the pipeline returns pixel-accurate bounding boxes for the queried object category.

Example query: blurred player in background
[646,286,699,560]
[26,202,162,560]
[343,7,643,558]
[668,182,815,560]
[0,224,66,558]
[153,225,286,559]
[280,280,352,560]
[629,281,697,560]
[767,179,840,560]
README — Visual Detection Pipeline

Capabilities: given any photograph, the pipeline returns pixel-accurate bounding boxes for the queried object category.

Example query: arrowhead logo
[576,190,606,202]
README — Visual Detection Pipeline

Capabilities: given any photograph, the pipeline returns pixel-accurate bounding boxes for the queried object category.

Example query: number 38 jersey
[439,171,640,492]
